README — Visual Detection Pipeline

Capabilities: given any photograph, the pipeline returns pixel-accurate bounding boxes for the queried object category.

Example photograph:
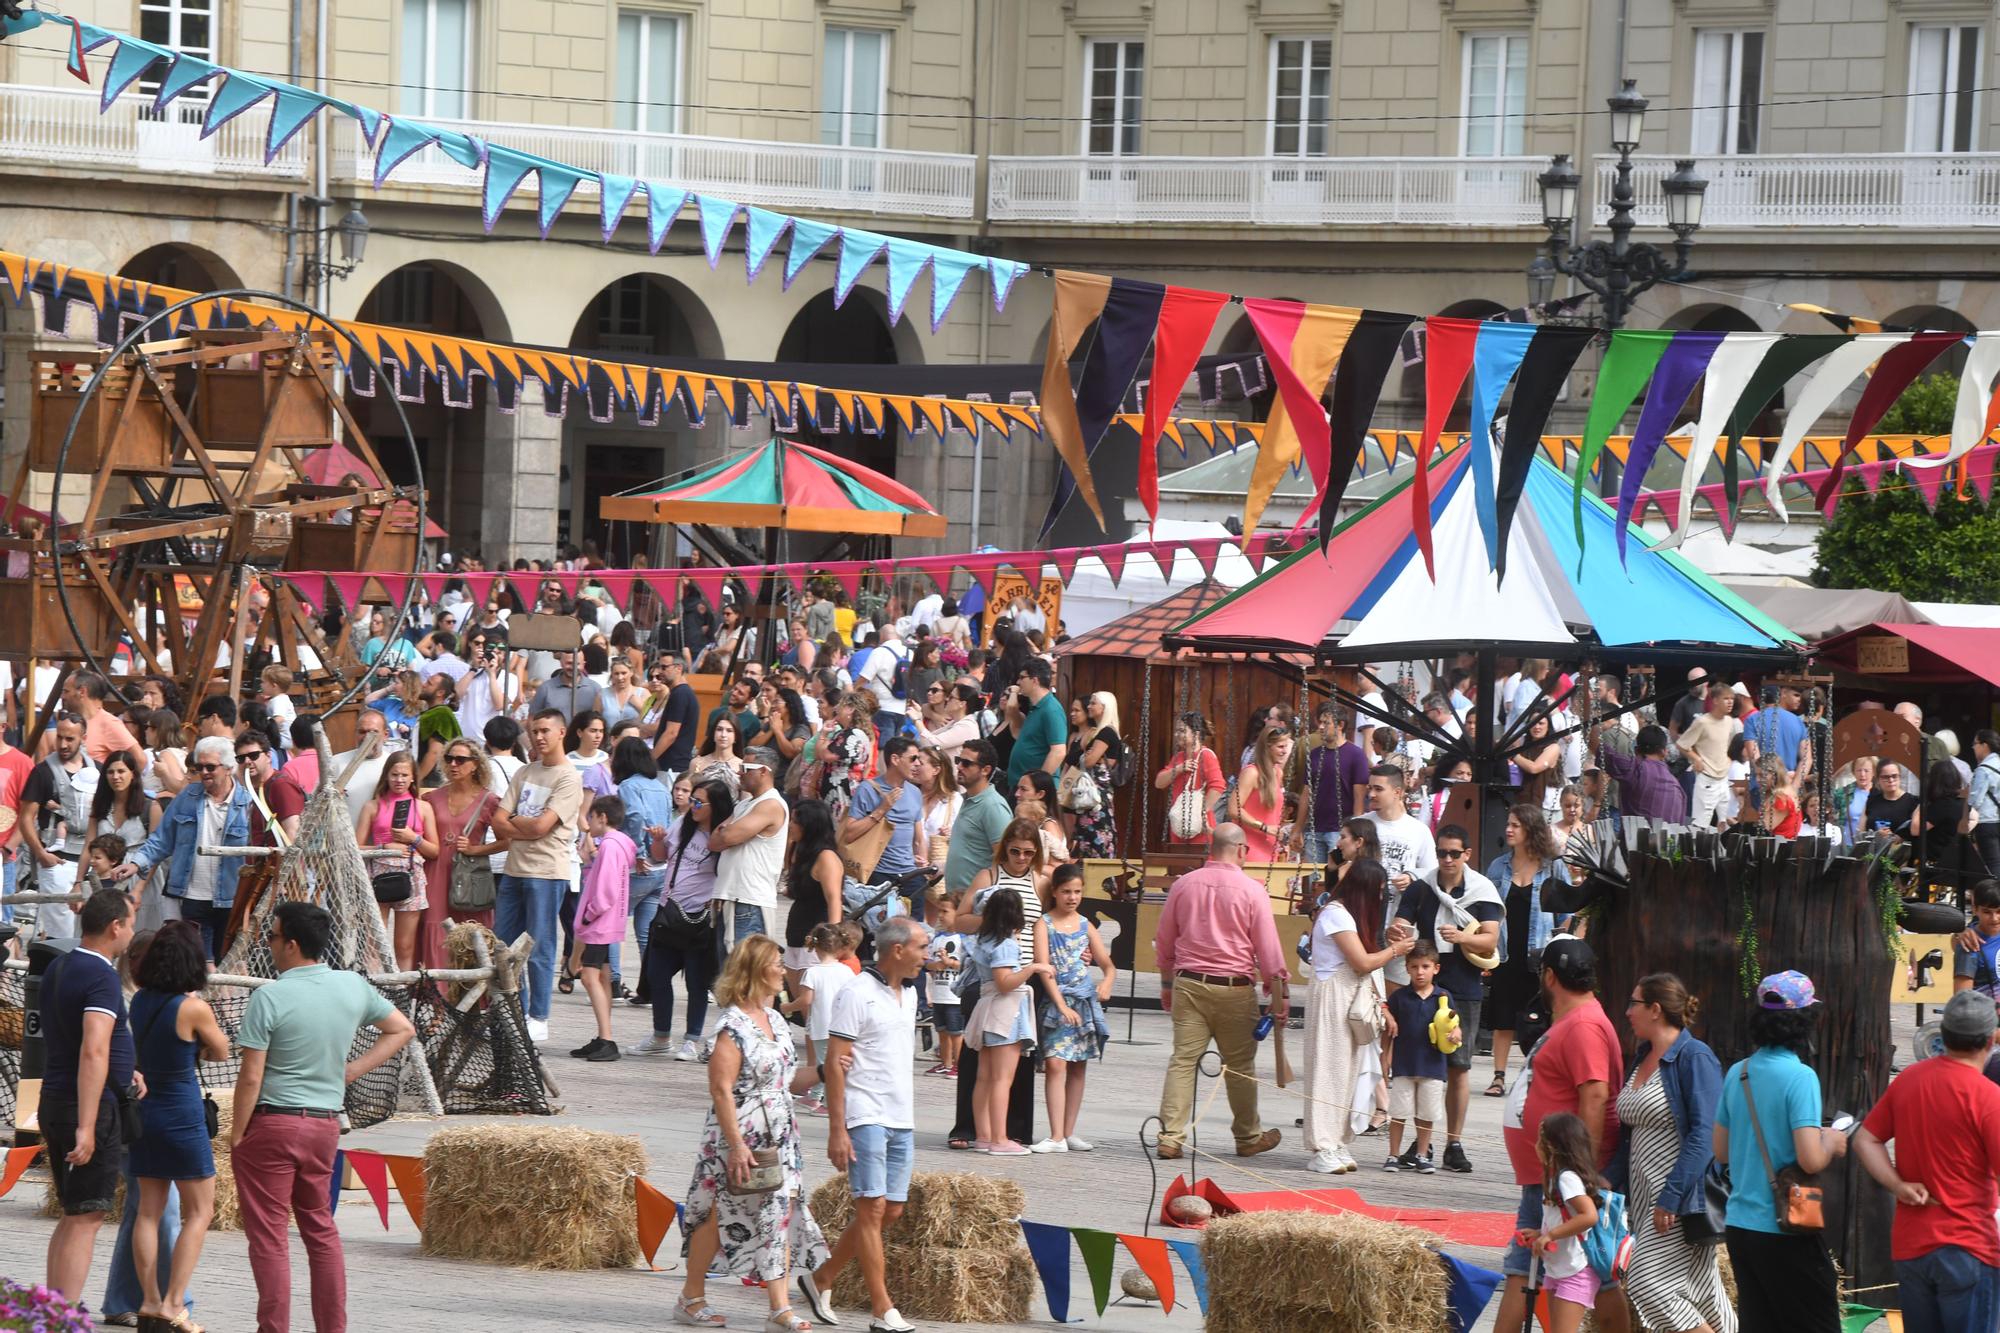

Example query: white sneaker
[526,1017,550,1043]
[1335,1147,1359,1174]
[868,1309,917,1333]
[1065,1136,1094,1152]
[1029,1137,1068,1153]
[675,1038,702,1062]
[628,1034,677,1057]
[1307,1150,1341,1174]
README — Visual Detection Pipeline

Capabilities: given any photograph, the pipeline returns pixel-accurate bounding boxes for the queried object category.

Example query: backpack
[1559,1187,1633,1284]
[890,648,912,700]
[1108,736,1134,788]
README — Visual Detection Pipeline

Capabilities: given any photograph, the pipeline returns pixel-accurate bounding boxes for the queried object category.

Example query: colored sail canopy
[598,438,948,537]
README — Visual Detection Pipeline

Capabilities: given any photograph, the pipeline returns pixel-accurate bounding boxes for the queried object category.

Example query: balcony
[986,155,1547,227]
[333,117,977,222]
[0,81,305,180]
[1595,153,2000,228]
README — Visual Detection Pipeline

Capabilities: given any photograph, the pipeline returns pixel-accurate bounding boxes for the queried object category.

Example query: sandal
[1363,1108,1389,1134]
[763,1308,812,1333]
[558,973,577,995]
[947,1137,973,1150]
[1486,1072,1507,1097]
[165,1316,206,1333]
[672,1297,728,1328]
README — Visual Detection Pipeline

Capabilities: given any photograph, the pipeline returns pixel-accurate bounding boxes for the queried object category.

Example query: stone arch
[1661,302,1763,333]
[118,243,242,294]
[777,287,906,479]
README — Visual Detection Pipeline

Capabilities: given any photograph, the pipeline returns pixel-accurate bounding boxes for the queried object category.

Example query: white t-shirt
[1540,1170,1593,1280]
[860,640,907,711]
[826,969,918,1130]
[716,787,787,910]
[486,752,525,874]
[266,692,298,749]
[803,959,855,1043]
[927,934,963,1006]
[1308,902,1358,981]
[1365,810,1436,985]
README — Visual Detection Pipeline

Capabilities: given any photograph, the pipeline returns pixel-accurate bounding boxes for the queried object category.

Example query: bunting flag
[345,1149,393,1229]
[1660,331,1781,547]
[1839,1307,1889,1333]
[1908,332,2000,472]
[1761,334,1912,516]
[1243,299,1359,533]
[1166,1238,1209,1315]
[381,1153,427,1231]
[1437,1250,1505,1333]
[1318,310,1417,546]
[1038,271,1116,533]
[329,1150,344,1214]
[1492,326,1593,578]
[1718,332,1847,532]
[1119,1234,1178,1314]
[1019,1220,1074,1324]
[1812,329,1965,508]
[1790,302,1893,335]
[1073,1228,1118,1316]
[1095,544,1129,587]
[1465,321,1539,566]
[1412,316,1482,578]
[0,1145,42,1199]
[1138,286,1232,527]
[1574,330,1673,550]
[1041,277,1169,538]
[636,1178,677,1269]
[1614,330,1724,562]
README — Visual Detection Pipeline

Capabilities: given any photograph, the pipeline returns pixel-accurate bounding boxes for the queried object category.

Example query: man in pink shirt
[1152,822,1289,1160]
[69,672,140,766]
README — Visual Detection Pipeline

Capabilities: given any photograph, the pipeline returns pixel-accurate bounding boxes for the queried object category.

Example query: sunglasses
[953,756,983,767]
[235,750,265,762]
[444,754,475,766]
[689,798,706,809]
[1003,844,1037,857]
[193,762,225,774]
[1437,848,1466,859]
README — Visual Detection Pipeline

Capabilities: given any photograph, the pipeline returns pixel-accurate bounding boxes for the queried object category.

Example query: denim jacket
[1607,1027,1724,1215]
[130,782,256,908]
[1485,850,1560,964]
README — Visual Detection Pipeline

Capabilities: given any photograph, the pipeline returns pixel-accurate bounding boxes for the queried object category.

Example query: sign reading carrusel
[1856,636,1910,674]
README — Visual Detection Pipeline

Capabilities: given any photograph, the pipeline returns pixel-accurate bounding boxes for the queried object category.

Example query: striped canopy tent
[599,438,948,538]
[1166,443,1802,668]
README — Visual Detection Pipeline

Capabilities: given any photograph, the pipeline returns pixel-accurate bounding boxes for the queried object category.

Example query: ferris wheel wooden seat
[0,548,115,660]
[29,353,172,473]
[190,329,343,449]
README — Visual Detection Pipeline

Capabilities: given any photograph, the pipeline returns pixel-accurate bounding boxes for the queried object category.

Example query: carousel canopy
[1167,443,1802,665]
[599,438,947,538]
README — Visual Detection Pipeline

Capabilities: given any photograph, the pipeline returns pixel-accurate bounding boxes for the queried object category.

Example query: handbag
[840,781,896,881]
[1680,1161,1731,1247]
[448,796,498,913]
[724,1098,786,1197]
[1739,1067,1824,1233]
[1166,753,1211,840]
[371,798,417,906]
[1345,968,1387,1043]
[1065,769,1103,814]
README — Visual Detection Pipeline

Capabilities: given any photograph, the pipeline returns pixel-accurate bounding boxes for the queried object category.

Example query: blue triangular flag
[644,184,689,253]
[374,116,442,185]
[694,195,739,267]
[537,161,584,236]
[155,54,219,111]
[988,257,1028,312]
[742,207,790,282]
[265,85,330,163]
[784,218,837,287]
[434,130,484,170]
[329,1149,344,1214]
[882,239,932,329]
[1018,1220,1073,1324]
[834,228,890,307]
[1436,1250,1504,1333]
[1166,1239,1208,1316]
[481,145,538,231]
[201,72,274,138]
[1466,320,1538,567]
[101,37,172,110]
[928,250,977,332]
[349,104,382,145]
[598,173,640,241]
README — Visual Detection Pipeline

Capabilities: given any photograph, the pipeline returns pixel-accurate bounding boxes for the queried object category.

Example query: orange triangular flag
[636,1178,677,1269]
[381,1153,427,1232]
[345,1148,391,1229]
[1117,1233,1177,1313]
[0,1144,42,1198]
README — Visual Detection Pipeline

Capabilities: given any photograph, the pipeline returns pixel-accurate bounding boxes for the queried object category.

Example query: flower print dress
[679,1005,831,1281]
[1068,729,1121,859]
[1039,918,1108,1062]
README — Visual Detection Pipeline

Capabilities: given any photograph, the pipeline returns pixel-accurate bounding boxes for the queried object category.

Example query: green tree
[1872,371,1958,436]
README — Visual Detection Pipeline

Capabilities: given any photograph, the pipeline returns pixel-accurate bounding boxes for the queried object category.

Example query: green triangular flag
[1839,1304,1886,1333]
[1072,1227,1118,1316]
[1573,329,1673,552]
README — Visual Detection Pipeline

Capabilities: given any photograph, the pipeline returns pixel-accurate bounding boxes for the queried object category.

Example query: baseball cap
[1941,989,1998,1044]
[742,745,779,771]
[1539,936,1595,991]
[1731,681,1752,697]
[1757,970,1819,1010]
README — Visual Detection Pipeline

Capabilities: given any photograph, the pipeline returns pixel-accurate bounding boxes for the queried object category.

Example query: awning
[1814,622,2000,690]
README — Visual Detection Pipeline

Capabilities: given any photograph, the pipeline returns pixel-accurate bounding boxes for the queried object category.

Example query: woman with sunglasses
[421,740,504,969]
[454,630,523,739]
[907,681,980,763]
[629,778,734,1060]
[941,819,1051,1150]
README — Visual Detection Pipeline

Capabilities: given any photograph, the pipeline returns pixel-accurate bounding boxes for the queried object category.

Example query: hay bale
[421,1124,645,1269]
[808,1171,1026,1252]
[828,1243,1036,1323]
[1202,1209,1449,1333]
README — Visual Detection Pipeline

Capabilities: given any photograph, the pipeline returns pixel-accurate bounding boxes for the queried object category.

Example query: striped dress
[1615,1069,1738,1333]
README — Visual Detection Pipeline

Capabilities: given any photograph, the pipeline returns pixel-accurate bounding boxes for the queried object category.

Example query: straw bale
[808,1171,1027,1252]
[1202,1209,1449,1333]
[444,922,512,1003]
[828,1242,1036,1324]
[421,1124,644,1269]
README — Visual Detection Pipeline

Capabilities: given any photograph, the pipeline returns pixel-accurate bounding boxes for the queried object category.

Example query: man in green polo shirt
[230,901,414,1333]
[1006,658,1068,788]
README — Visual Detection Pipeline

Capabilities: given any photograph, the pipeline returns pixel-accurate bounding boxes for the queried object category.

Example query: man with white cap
[709,746,788,946]
[1854,989,2000,1333]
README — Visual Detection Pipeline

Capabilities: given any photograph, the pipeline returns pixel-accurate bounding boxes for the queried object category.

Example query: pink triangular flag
[345,1149,392,1229]
[1240,534,1271,569]
[689,568,728,612]
[508,571,543,609]
[1187,539,1221,583]
[457,572,497,608]
[1966,446,2000,502]
[591,572,635,610]
[277,575,320,611]
[640,572,679,608]
[1096,545,1128,586]
[829,565,864,605]
[1649,491,1680,531]
[1049,547,1083,588]
[325,573,371,610]
[1906,462,1948,512]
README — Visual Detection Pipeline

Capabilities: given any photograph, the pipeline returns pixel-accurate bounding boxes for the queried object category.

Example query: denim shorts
[847,1123,915,1202]
[1504,1184,1544,1277]
[934,1001,967,1035]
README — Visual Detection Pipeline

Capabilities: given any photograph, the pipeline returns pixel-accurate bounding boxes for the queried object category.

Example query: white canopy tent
[1055,518,1260,636]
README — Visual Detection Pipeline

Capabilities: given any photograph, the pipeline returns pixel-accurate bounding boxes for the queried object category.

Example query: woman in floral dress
[1062,692,1124,859]
[677,934,830,1331]
[817,691,877,822]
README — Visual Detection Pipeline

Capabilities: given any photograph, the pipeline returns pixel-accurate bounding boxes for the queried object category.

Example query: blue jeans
[103,1169,189,1316]
[1302,831,1335,865]
[847,1124,915,1201]
[1503,1185,1544,1278]
[1897,1245,2000,1333]
[730,902,767,948]
[496,874,564,1021]
[175,899,228,961]
[2,850,15,923]
[616,881,663,987]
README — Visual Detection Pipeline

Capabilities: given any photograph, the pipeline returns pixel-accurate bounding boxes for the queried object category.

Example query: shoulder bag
[1739,1066,1824,1233]
[1060,764,1103,813]
[370,798,417,905]
[841,780,896,882]
[1166,752,1211,841]
[1346,967,1387,1043]
[1680,1160,1731,1247]
[724,1096,786,1196]
[449,794,499,913]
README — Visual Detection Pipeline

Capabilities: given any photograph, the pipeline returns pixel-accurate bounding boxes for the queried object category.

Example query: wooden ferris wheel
[0,297,425,739]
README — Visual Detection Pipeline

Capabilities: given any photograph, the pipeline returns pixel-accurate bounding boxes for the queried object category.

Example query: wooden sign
[984,573,1064,641]
[1856,635,1910,674]
[1831,707,1924,779]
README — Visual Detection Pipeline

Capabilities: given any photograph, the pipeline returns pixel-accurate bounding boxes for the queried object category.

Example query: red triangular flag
[0,1144,42,1199]
[636,1178,676,1269]
[381,1153,427,1231]
[1412,316,1480,577]
[689,568,729,613]
[1049,547,1083,588]
[1096,545,1128,587]
[345,1149,392,1229]
[325,573,371,611]
[67,19,90,83]
[1138,287,1231,529]
[1118,1233,1178,1314]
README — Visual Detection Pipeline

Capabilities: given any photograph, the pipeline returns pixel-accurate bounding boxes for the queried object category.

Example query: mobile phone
[1829,1113,1855,1135]
[393,798,412,826]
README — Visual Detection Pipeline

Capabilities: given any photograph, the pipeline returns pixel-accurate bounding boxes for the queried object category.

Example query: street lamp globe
[1661,159,1709,235]
[1608,78,1648,154]
[335,204,371,265]
[1526,253,1556,308]
[1539,153,1581,231]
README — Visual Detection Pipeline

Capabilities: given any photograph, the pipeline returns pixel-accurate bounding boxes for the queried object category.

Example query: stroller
[842,865,943,959]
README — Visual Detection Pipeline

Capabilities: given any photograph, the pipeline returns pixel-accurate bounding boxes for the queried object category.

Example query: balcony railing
[0,81,305,179]
[1594,152,2000,228]
[987,155,1547,226]
[333,117,977,221]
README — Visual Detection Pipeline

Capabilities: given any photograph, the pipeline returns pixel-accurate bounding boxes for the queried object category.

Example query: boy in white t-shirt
[923,932,965,1077]
[788,921,862,1113]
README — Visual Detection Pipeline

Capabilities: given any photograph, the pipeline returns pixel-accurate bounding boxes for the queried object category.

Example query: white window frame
[401,0,474,121]
[1267,36,1333,158]
[1458,31,1529,158]
[1907,23,1981,153]
[1691,28,1764,156]
[821,27,890,149]
[1082,38,1145,157]
[616,11,685,135]
[137,0,216,106]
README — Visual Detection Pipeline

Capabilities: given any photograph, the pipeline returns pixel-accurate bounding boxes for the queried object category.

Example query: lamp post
[302,203,371,290]
[1531,79,1708,329]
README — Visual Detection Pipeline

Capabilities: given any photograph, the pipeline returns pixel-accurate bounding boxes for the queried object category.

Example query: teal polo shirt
[238,963,396,1111]
[1715,1046,1823,1235]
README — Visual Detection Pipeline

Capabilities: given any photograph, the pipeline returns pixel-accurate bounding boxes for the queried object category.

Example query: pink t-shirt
[575,828,634,945]
[84,710,140,766]
[1504,1000,1624,1186]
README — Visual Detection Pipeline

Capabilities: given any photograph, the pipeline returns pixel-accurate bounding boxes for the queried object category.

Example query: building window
[1460,32,1528,157]
[1909,24,1980,153]
[1085,39,1145,156]
[616,12,684,135]
[1692,29,1763,155]
[1269,37,1332,157]
[377,266,436,329]
[400,0,473,120]
[138,0,214,107]
[821,27,888,148]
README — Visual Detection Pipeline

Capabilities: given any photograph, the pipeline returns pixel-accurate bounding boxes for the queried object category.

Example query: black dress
[1487,878,1540,1034]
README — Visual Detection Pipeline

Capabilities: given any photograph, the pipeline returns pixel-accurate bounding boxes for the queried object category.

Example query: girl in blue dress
[960,889,1053,1157]
[1032,864,1116,1154]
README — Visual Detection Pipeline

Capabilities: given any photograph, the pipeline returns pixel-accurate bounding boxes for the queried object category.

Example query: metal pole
[970,423,986,548]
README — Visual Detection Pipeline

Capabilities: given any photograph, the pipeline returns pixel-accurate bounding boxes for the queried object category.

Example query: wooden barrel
[1590,845,1897,1300]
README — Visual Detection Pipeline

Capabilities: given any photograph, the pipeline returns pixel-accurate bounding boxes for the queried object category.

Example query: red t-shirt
[1168,748,1226,842]
[1504,1000,1625,1186]
[0,746,31,850]
[1861,1055,2000,1265]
